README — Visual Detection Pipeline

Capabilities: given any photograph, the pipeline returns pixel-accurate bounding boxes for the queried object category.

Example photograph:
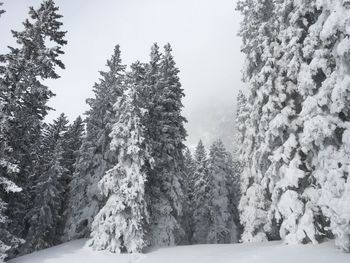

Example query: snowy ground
[9,239,350,263]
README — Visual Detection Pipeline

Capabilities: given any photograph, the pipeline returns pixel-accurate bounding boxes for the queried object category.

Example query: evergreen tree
[23,114,68,253]
[0,119,22,260]
[206,140,237,244]
[145,44,187,246]
[295,0,350,251]
[236,0,350,248]
[225,152,241,241]
[237,0,325,244]
[182,148,196,244]
[236,0,277,243]
[265,0,325,245]
[91,62,150,253]
[192,140,210,244]
[0,0,67,240]
[0,4,23,260]
[64,45,126,241]
[24,144,66,253]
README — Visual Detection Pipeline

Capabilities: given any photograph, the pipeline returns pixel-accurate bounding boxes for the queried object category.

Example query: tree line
[2,0,350,260]
[0,1,240,260]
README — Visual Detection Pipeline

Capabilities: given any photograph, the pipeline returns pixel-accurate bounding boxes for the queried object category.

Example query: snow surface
[8,239,350,263]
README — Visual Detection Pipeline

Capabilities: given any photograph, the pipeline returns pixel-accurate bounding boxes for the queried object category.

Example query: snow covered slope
[9,239,350,263]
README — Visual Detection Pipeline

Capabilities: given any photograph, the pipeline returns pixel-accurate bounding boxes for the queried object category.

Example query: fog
[0,0,244,151]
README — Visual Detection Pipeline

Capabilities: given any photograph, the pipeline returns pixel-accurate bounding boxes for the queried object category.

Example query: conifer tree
[236,0,277,243]
[23,114,68,253]
[0,122,22,260]
[64,45,126,240]
[237,0,324,244]
[192,140,210,244]
[91,62,149,253]
[225,152,241,241]
[295,0,350,251]
[0,4,23,260]
[0,0,67,239]
[265,0,326,245]
[206,140,237,244]
[24,144,66,253]
[236,0,349,247]
[145,44,187,246]
[182,148,196,243]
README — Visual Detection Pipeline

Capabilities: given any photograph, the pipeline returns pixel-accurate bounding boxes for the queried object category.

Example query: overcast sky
[0,0,244,150]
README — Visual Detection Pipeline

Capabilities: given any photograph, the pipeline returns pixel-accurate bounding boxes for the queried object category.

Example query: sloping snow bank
[9,239,350,263]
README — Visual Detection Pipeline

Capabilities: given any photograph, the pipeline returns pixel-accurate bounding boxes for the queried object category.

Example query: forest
[0,0,350,262]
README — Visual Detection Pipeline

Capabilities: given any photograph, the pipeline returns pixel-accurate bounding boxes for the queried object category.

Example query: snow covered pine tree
[91,62,150,253]
[296,0,350,252]
[23,114,69,254]
[207,140,238,244]
[182,148,196,243]
[0,3,23,261]
[0,0,66,259]
[191,140,210,244]
[64,45,126,241]
[237,0,350,251]
[236,0,277,243]
[145,44,187,247]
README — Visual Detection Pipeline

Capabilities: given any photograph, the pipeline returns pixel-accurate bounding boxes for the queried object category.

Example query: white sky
[0,0,244,150]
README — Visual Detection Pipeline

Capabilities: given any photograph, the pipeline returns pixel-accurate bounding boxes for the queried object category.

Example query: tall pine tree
[23,114,69,253]
[236,0,277,242]
[206,140,234,244]
[64,45,126,240]
[0,0,66,256]
[296,0,350,251]
[145,44,187,246]
[236,0,350,249]
[0,3,23,260]
[91,62,150,253]
[182,148,196,244]
[192,140,210,244]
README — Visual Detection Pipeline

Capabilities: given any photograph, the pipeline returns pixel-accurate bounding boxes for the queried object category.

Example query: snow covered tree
[206,140,238,244]
[91,62,150,253]
[264,0,326,245]
[23,114,68,253]
[225,152,241,241]
[182,148,196,243]
[182,148,196,244]
[191,140,239,244]
[295,0,350,252]
[64,45,126,241]
[0,0,67,240]
[24,144,66,253]
[237,0,325,244]
[192,140,210,244]
[0,121,22,260]
[0,4,24,260]
[236,0,277,243]
[233,91,246,210]
[237,0,350,247]
[145,43,187,246]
